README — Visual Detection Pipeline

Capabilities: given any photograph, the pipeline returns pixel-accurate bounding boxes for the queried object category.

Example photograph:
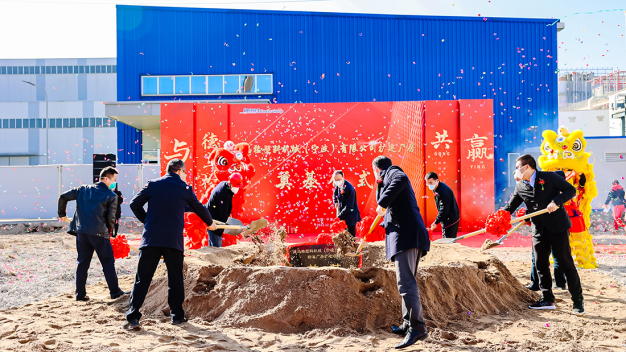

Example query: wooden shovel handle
[509,208,550,223]
[215,224,246,230]
[368,214,383,235]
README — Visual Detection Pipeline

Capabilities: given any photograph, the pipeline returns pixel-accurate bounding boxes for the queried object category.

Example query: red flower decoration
[485,209,512,235]
[538,179,545,191]
[356,216,386,242]
[315,233,334,245]
[330,219,347,233]
[110,234,130,259]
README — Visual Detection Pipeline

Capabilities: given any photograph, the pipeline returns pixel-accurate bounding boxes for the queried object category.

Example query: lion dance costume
[538,126,598,269]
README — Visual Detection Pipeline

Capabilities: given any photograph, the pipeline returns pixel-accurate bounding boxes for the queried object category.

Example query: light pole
[23,81,48,165]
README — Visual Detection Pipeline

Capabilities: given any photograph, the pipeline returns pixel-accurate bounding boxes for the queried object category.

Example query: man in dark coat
[126,159,217,329]
[58,166,127,301]
[425,172,460,238]
[503,154,584,314]
[332,170,362,237]
[373,156,430,349]
[206,172,242,247]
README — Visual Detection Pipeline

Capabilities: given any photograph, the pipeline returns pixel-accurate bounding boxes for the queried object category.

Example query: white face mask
[334,180,343,187]
[231,187,240,194]
[373,167,381,180]
[427,183,437,191]
[514,166,527,181]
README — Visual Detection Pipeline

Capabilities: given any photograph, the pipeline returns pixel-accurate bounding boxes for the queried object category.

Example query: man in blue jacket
[58,166,128,302]
[332,170,361,237]
[373,156,430,349]
[206,172,242,247]
[126,159,217,329]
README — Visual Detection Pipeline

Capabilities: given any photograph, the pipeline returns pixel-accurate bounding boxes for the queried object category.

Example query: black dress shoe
[394,330,428,349]
[172,317,188,325]
[76,296,90,301]
[525,284,540,291]
[391,324,409,335]
[111,291,130,299]
[122,319,141,330]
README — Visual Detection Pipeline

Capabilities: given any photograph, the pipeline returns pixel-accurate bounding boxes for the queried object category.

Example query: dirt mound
[138,244,536,333]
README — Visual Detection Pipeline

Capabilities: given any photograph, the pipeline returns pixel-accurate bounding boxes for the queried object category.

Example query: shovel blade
[224,218,245,236]
[432,238,458,244]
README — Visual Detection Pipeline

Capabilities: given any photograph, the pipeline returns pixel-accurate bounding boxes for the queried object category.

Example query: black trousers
[75,233,122,298]
[532,228,583,303]
[394,248,427,332]
[347,225,356,237]
[442,221,459,239]
[126,246,185,322]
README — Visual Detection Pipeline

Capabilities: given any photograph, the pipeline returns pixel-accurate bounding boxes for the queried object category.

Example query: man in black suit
[503,154,584,314]
[425,172,460,238]
[332,170,362,237]
[206,172,242,247]
[126,159,218,329]
[373,156,430,349]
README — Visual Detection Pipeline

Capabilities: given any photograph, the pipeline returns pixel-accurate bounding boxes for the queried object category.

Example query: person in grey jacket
[58,166,128,301]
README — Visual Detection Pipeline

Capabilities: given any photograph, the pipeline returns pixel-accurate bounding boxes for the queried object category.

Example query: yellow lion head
[538,126,590,174]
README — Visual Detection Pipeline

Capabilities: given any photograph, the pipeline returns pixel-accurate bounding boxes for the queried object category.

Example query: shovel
[214,218,268,236]
[480,221,525,251]
[345,214,382,257]
[432,208,549,244]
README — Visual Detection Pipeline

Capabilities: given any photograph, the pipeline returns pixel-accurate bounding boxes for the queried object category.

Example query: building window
[36,119,42,128]
[96,118,102,127]
[2,119,8,128]
[90,66,95,73]
[141,73,273,96]
[1,67,5,74]
[29,119,35,128]
[142,77,158,95]
[16,119,22,128]
[175,76,190,94]
[90,117,95,127]
[49,119,55,128]
[75,118,82,127]
[224,75,239,94]
[191,76,207,94]
[159,76,174,95]
[208,76,223,94]
[69,118,75,128]
[112,65,117,73]
[18,66,23,74]
[83,118,89,127]
[57,66,62,74]
[34,66,40,74]
[96,66,101,73]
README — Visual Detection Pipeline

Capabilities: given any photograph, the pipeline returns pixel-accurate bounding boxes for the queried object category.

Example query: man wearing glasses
[125,159,218,329]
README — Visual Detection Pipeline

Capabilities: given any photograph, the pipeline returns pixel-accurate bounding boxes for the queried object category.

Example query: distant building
[558,68,625,136]
[0,58,118,165]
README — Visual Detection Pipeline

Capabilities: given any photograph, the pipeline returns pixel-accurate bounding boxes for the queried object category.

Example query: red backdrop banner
[423,100,460,228]
[159,100,493,235]
[459,99,495,231]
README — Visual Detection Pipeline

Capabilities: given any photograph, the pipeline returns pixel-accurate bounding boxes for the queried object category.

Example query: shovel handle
[455,227,487,241]
[368,214,383,235]
[216,224,246,230]
[510,208,549,223]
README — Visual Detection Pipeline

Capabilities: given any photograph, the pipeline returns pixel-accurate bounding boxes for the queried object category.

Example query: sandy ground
[0,233,625,351]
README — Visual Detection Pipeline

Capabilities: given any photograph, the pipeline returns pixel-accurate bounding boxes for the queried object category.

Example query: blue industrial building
[110,5,561,202]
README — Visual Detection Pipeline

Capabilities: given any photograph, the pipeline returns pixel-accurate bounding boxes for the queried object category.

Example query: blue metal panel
[117,5,559,199]
[116,123,142,164]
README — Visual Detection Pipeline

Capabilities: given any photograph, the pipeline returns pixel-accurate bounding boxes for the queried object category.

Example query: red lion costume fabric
[200,141,256,218]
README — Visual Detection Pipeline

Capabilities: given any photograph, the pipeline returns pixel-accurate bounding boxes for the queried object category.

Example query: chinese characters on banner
[160,101,493,234]
[459,100,495,231]
[423,100,460,228]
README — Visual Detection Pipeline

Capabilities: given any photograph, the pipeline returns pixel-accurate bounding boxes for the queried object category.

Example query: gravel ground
[488,247,626,287]
[0,233,139,309]
[1,227,624,311]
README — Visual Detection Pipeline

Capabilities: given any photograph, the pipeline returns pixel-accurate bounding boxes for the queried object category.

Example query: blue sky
[0,0,624,71]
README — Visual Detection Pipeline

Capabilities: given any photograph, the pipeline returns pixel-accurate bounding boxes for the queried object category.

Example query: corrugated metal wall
[116,122,142,164]
[116,5,559,199]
